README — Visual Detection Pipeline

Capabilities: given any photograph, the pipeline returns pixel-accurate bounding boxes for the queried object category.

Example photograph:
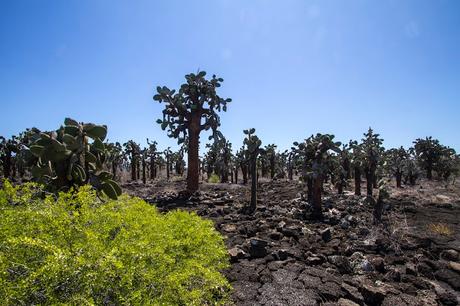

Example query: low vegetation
[0,181,231,305]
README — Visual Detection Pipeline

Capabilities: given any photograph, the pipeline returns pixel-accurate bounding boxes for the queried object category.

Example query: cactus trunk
[270,157,275,179]
[166,156,170,180]
[241,163,248,184]
[354,167,361,195]
[366,168,374,197]
[150,156,155,180]
[261,160,267,178]
[427,164,433,180]
[307,177,313,202]
[131,159,136,181]
[311,176,323,219]
[2,151,11,178]
[142,157,146,184]
[396,172,402,188]
[373,195,384,224]
[249,156,257,212]
[187,114,200,192]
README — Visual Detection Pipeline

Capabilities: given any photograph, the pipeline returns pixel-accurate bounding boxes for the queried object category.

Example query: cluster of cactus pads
[28,118,121,199]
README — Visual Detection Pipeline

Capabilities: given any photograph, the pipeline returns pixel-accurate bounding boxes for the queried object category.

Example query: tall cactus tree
[171,150,185,176]
[340,144,352,180]
[385,146,409,188]
[304,134,341,219]
[361,128,384,197]
[236,147,248,185]
[331,154,347,194]
[106,142,123,180]
[436,148,458,183]
[243,128,262,213]
[436,152,460,184]
[413,137,445,180]
[123,140,141,181]
[287,150,295,181]
[0,136,19,179]
[13,128,41,179]
[204,142,219,180]
[218,138,232,183]
[292,140,314,202]
[141,148,148,184]
[154,71,231,192]
[403,148,420,186]
[231,154,239,183]
[163,147,172,180]
[350,140,365,195]
[265,144,277,179]
[146,139,159,180]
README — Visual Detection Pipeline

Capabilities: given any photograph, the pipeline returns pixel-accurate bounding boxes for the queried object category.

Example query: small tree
[154,71,231,192]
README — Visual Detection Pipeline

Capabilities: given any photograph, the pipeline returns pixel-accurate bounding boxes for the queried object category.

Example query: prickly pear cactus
[27,118,121,199]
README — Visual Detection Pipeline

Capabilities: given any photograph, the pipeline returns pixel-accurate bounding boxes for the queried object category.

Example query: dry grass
[386,211,413,254]
[428,223,454,236]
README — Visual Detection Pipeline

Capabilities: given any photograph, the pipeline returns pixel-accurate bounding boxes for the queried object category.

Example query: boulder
[360,283,386,305]
[228,247,247,262]
[441,249,459,262]
[328,255,353,274]
[248,239,269,259]
[321,227,332,242]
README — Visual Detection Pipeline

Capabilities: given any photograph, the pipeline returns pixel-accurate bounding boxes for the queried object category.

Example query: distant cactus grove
[0,71,459,220]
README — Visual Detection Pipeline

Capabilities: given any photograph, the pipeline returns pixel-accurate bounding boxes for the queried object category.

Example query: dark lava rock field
[123,179,460,306]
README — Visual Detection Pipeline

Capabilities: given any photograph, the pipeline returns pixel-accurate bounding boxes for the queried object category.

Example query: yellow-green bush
[0,181,231,305]
[208,173,220,184]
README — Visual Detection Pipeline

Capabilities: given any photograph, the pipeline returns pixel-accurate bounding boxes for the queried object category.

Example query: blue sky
[1,0,459,153]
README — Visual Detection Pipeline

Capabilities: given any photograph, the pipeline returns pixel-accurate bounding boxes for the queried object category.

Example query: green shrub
[0,181,231,305]
[208,173,220,184]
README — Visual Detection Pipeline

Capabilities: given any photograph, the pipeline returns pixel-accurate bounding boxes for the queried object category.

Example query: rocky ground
[123,178,460,306]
